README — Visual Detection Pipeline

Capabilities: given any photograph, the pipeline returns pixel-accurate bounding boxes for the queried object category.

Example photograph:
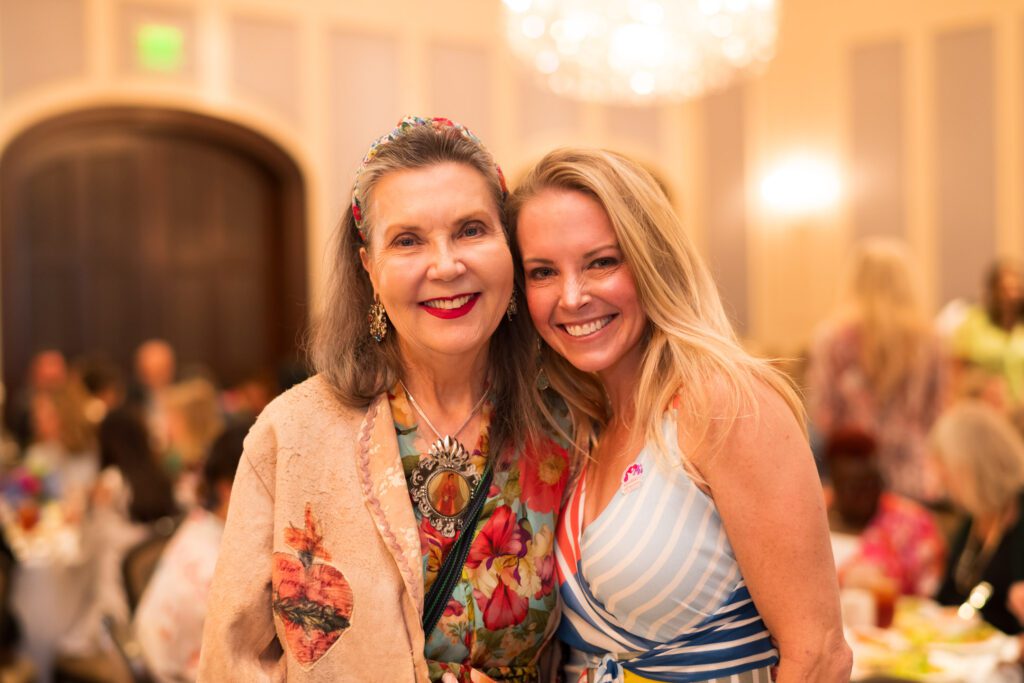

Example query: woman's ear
[359,246,377,290]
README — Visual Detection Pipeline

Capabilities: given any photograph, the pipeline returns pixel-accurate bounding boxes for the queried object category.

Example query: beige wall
[1,0,1022,360]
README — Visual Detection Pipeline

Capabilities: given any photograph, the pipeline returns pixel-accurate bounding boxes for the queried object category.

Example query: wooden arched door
[1,107,307,396]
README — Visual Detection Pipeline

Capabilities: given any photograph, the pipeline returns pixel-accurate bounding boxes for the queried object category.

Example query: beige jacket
[198,376,430,682]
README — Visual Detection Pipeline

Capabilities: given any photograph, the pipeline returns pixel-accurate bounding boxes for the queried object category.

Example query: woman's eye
[392,234,418,248]
[591,257,618,269]
[461,222,485,238]
[528,267,555,280]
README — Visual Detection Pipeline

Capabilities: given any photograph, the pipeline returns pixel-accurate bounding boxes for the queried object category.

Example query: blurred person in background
[808,238,947,502]
[24,380,99,518]
[930,401,1024,636]
[134,420,251,683]
[220,371,275,425]
[59,409,179,659]
[825,428,946,598]
[952,261,1024,409]
[0,531,33,683]
[6,349,68,449]
[162,378,225,509]
[74,356,127,426]
[128,339,177,450]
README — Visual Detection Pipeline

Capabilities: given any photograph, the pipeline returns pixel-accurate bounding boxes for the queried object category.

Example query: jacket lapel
[354,394,425,614]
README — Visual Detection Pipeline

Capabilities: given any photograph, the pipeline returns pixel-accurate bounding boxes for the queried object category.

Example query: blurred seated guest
[163,378,223,475]
[219,371,274,424]
[826,429,946,598]
[133,421,250,683]
[808,239,947,502]
[59,410,178,657]
[127,339,177,449]
[24,381,98,518]
[74,356,126,425]
[952,261,1024,407]
[931,401,1024,635]
[163,379,224,508]
[5,349,67,449]
[0,530,30,681]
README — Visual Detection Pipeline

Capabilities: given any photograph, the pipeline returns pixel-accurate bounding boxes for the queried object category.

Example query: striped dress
[555,415,778,683]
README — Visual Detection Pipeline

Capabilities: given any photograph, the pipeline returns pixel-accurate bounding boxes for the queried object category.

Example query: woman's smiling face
[516,188,647,380]
[360,162,513,364]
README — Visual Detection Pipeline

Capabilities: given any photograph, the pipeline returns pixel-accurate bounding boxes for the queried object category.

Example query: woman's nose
[427,241,466,281]
[559,275,591,310]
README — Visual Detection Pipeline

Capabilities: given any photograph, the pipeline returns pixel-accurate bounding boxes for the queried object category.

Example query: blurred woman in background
[930,401,1024,636]
[59,409,178,658]
[952,261,1024,409]
[163,378,225,508]
[135,420,251,683]
[824,428,946,600]
[808,239,947,502]
[24,380,99,518]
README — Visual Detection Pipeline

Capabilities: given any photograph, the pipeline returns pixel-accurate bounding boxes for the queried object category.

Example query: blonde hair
[310,122,541,452]
[507,148,804,461]
[838,238,932,404]
[36,380,95,454]
[930,401,1024,516]
[166,378,224,468]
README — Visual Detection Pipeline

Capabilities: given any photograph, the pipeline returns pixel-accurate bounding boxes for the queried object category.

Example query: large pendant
[409,435,481,538]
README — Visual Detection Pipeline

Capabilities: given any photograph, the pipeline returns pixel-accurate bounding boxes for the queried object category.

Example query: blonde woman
[509,149,850,683]
[199,118,570,682]
[807,239,947,502]
[931,402,1024,638]
[164,378,225,472]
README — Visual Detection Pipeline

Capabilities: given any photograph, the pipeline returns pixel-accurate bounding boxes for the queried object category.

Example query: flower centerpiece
[2,453,61,531]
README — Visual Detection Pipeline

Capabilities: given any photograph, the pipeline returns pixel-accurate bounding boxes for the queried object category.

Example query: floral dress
[808,320,947,502]
[389,388,570,682]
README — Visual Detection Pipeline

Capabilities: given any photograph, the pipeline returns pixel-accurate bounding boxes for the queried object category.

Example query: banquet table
[6,503,93,683]
[845,591,1023,683]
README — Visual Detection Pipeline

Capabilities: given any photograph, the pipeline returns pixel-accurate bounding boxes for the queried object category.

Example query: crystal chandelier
[502,0,779,103]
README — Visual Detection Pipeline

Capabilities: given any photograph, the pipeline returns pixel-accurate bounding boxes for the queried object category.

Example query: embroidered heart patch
[272,504,353,667]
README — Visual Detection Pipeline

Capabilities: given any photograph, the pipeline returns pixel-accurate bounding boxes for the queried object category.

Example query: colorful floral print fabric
[271,504,355,667]
[389,388,570,683]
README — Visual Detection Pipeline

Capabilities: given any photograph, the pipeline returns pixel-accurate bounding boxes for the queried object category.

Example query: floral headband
[350,115,508,243]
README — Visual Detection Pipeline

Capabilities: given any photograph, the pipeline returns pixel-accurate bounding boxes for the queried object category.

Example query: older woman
[199,117,570,682]
[509,149,850,682]
[931,402,1024,637]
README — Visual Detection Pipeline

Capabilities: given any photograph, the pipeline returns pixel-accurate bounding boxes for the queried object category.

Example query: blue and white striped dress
[555,415,778,683]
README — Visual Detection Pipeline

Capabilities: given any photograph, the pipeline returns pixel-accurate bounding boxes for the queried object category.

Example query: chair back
[122,515,179,613]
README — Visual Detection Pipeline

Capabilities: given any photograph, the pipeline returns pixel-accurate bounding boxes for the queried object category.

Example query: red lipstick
[420,293,480,319]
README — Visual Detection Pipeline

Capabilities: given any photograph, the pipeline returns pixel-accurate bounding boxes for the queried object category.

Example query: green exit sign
[137,23,184,72]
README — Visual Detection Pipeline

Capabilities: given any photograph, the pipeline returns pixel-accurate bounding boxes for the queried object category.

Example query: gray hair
[930,401,1024,516]
[309,123,541,454]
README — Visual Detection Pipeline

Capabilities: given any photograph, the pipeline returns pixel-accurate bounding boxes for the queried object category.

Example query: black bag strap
[421,463,493,636]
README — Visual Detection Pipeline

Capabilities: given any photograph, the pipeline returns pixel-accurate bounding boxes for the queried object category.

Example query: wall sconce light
[759,155,842,218]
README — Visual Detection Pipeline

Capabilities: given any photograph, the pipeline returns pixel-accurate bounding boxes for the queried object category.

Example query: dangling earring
[506,292,518,321]
[368,294,388,342]
[535,337,550,390]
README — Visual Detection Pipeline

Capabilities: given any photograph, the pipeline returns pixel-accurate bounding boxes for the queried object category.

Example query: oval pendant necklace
[402,380,488,538]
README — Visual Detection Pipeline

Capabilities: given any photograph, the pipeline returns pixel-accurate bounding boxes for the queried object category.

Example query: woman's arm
[684,381,852,683]
[197,419,284,682]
